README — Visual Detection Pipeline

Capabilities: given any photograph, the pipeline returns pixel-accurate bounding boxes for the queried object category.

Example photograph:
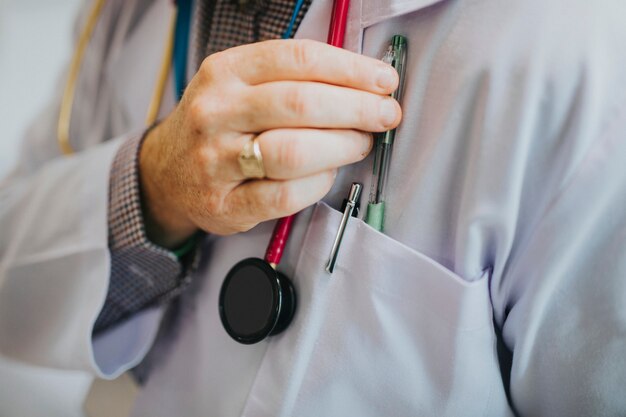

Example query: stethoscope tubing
[267,0,351,267]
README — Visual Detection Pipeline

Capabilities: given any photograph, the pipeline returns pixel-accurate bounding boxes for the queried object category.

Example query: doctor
[1,0,625,416]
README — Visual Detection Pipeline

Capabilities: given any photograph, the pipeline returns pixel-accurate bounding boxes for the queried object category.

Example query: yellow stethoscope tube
[57,0,178,155]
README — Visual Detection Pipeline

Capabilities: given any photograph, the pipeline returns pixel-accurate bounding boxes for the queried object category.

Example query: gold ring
[238,136,266,179]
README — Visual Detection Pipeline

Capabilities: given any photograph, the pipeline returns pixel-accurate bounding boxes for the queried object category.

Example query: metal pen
[365,35,407,232]
[326,183,362,274]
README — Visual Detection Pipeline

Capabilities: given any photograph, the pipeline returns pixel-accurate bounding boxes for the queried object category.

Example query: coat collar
[296,0,448,53]
[360,0,448,27]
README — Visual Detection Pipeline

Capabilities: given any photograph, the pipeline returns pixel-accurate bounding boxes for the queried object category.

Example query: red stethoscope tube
[327,0,351,47]
[265,215,296,266]
[265,0,351,267]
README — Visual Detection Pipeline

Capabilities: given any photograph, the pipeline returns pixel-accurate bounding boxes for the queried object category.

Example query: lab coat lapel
[361,0,448,28]
[295,0,448,53]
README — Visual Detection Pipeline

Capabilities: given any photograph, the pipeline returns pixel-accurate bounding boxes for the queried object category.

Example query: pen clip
[325,183,362,274]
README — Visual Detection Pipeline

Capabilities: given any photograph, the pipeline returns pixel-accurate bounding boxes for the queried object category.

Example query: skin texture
[140,39,401,248]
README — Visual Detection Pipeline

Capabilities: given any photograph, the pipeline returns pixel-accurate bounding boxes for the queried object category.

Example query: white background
[0,0,82,178]
[0,1,92,416]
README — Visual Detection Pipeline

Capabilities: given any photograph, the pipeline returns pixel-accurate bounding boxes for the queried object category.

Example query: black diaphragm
[219,257,296,344]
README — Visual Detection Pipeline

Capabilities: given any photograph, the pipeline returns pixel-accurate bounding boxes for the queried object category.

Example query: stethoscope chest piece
[219,257,296,344]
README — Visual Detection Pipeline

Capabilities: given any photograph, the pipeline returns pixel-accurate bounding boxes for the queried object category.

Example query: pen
[365,35,407,232]
[326,183,362,274]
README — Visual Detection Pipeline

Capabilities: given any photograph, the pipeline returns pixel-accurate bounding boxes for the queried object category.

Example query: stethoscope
[220,0,351,345]
[58,0,352,345]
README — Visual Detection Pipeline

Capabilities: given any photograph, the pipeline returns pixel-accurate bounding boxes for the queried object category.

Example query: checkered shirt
[95,0,312,332]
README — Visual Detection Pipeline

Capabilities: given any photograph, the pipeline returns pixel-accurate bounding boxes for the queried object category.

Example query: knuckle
[188,98,208,128]
[352,100,366,130]
[243,90,263,120]
[197,146,219,174]
[284,85,308,117]
[276,136,304,172]
[356,97,372,128]
[290,40,315,71]
[275,183,299,213]
[192,95,229,128]
[200,51,241,86]
[199,56,215,79]
[223,190,262,227]
[199,52,223,77]
[343,54,361,82]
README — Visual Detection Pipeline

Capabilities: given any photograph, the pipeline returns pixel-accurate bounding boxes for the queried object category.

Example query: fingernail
[376,66,396,90]
[380,99,398,128]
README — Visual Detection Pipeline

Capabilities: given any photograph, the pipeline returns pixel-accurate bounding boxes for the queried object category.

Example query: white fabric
[244,203,510,416]
[0,0,169,379]
[0,137,119,373]
[133,0,626,415]
[1,0,625,415]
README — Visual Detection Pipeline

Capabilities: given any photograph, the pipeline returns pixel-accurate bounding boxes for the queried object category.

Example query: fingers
[236,81,402,132]
[258,129,372,180]
[225,170,336,225]
[215,129,372,182]
[173,39,405,237]
[212,39,398,95]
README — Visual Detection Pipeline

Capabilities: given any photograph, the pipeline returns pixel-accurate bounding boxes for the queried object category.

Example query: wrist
[139,124,198,249]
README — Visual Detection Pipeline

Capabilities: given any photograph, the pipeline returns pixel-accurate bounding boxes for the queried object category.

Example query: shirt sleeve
[94,131,195,333]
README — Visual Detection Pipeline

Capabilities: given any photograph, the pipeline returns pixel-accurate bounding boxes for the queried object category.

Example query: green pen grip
[365,201,385,232]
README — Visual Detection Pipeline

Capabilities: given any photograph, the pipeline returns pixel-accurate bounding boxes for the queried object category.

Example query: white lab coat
[1,0,625,415]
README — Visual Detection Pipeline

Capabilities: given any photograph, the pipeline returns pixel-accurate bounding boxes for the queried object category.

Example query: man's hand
[139,39,401,248]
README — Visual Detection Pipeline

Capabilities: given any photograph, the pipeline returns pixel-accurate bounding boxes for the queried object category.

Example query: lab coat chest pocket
[241,203,511,417]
